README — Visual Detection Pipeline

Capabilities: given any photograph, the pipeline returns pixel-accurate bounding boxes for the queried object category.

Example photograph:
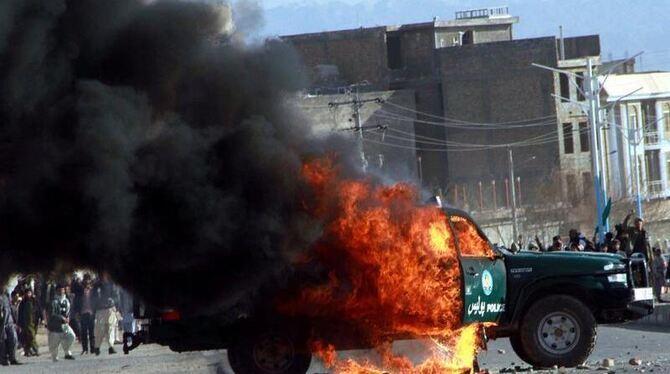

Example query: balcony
[644,131,659,145]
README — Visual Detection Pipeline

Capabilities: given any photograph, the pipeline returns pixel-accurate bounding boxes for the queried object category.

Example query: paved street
[6,325,669,373]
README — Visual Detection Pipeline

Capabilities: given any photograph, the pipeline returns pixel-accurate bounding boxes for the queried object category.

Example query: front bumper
[626,298,654,319]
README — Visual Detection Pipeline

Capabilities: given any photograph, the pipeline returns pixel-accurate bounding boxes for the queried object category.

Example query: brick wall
[439,37,560,205]
[282,27,389,87]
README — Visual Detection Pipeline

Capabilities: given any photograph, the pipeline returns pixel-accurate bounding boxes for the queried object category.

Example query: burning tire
[516,295,597,368]
[227,321,312,374]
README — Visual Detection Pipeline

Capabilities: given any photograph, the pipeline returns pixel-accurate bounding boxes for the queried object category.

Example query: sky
[253,0,670,72]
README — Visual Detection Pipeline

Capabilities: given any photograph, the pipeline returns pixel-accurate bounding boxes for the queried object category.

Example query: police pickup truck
[123,206,654,373]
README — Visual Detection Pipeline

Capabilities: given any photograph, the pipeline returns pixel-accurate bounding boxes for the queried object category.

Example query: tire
[517,295,597,368]
[509,333,531,364]
[227,322,312,374]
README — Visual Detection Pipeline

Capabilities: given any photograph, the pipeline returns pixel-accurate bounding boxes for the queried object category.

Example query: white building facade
[601,72,670,201]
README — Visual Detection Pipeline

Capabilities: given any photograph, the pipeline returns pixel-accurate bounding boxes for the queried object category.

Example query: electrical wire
[373,110,558,130]
[382,100,557,126]
[363,126,591,152]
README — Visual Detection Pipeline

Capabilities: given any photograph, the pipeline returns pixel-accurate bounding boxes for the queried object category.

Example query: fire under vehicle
[122,206,654,374]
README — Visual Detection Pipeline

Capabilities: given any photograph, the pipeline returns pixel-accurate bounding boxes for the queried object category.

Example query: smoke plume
[0,0,356,314]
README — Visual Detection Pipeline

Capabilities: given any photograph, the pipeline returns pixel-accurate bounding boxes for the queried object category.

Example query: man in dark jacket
[629,217,652,262]
[17,288,40,357]
[0,289,21,366]
[73,274,96,354]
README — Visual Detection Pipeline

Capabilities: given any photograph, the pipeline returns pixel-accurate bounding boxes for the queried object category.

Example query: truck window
[449,215,494,257]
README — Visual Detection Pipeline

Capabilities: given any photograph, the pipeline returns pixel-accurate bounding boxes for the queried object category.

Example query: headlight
[603,263,625,271]
[607,273,627,283]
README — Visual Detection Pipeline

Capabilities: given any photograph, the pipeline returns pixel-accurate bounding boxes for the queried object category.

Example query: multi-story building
[601,72,670,201]
[281,7,604,242]
[554,37,601,208]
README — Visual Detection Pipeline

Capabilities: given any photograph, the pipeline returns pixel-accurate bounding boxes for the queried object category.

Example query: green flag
[601,197,612,226]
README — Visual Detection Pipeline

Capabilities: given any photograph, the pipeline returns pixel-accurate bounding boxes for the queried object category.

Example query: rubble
[630,358,643,366]
[602,358,616,368]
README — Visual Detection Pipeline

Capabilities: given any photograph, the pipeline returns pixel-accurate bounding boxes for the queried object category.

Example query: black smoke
[0,0,353,314]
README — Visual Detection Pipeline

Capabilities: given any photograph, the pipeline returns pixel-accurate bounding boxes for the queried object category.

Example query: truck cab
[443,207,653,368]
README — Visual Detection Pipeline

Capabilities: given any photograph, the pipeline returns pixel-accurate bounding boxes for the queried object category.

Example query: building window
[461,30,473,45]
[643,102,658,144]
[559,73,570,102]
[663,103,670,140]
[629,105,639,129]
[575,72,585,101]
[567,174,578,204]
[645,150,661,193]
[579,122,589,152]
[386,34,403,69]
[563,123,574,154]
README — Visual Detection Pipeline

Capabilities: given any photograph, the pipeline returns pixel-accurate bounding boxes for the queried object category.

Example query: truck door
[449,214,507,324]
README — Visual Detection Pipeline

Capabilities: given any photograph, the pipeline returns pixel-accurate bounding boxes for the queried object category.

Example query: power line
[373,110,558,130]
[382,100,557,126]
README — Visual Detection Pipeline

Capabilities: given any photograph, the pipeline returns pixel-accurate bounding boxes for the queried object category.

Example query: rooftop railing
[455,6,509,20]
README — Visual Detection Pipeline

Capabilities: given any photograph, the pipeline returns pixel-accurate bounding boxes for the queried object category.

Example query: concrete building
[282,7,604,242]
[554,36,601,208]
[601,72,670,201]
[284,6,519,189]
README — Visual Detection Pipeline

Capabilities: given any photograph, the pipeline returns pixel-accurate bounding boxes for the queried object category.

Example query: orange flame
[282,158,493,373]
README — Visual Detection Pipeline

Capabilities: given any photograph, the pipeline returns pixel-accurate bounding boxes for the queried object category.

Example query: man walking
[0,289,21,366]
[17,288,40,357]
[47,284,75,362]
[93,273,119,355]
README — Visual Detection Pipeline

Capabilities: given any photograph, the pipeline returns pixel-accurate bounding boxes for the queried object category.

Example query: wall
[439,37,559,207]
[282,27,389,87]
[434,24,512,48]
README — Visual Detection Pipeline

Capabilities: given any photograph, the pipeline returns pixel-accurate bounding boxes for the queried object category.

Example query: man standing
[47,284,75,362]
[0,289,20,366]
[17,288,40,357]
[74,274,95,354]
[629,217,652,262]
[651,247,667,302]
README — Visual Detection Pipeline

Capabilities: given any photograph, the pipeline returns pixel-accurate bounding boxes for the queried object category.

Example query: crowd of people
[508,212,670,302]
[0,272,134,365]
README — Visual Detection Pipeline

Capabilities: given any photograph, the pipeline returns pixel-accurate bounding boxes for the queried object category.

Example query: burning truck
[122,160,654,374]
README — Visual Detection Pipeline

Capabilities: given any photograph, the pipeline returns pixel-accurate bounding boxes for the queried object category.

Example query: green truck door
[448,214,507,324]
[460,257,506,323]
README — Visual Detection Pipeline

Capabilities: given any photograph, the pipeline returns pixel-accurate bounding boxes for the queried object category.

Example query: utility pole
[629,127,644,218]
[508,147,519,241]
[585,58,609,241]
[328,87,383,173]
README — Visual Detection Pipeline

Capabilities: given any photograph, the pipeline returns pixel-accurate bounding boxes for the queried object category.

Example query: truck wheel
[509,333,531,364]
[227,323,312,374]
[518,295,597,368]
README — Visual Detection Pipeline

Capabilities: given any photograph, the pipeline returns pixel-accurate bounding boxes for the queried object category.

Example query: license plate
[633,287,653,301]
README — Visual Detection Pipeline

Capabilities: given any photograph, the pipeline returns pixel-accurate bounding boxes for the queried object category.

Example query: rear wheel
[516,295,597,368]
[227,322,312,374]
